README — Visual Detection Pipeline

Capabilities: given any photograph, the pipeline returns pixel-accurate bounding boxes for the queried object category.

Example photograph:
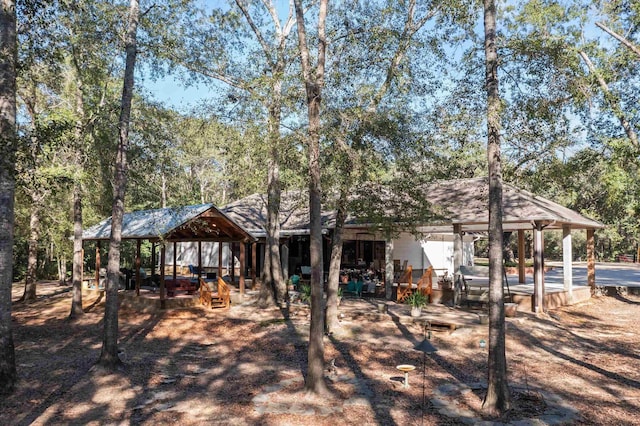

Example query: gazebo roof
[82,203,256,242]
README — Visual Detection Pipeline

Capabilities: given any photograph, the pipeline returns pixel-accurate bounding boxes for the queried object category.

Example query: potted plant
[405,292,428,317]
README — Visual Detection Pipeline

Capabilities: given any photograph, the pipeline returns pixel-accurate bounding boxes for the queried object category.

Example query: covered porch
[81,203,256,309]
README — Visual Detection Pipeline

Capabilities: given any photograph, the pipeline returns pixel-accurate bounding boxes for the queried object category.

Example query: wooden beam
[587,228,595,293]
[230,243,236,283]
[198,241,202,280]
[518,229,525,284]
[562,225,573,302]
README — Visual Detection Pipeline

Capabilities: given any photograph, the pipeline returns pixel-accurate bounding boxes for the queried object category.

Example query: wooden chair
[199,277,231,309]
[396,265,413,302]
[416,266,434,302]
[212,277,231,309]
[199,278,212,308]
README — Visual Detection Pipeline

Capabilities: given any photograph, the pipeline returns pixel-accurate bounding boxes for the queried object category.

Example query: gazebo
[82,203,255,307]
[413,178,605,312]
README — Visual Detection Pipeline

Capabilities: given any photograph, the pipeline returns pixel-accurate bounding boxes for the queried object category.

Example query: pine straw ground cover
[2,281,640,425]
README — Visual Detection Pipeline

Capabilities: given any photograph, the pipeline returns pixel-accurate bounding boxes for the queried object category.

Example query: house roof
[82,204,256,242]
[223,177,604,236]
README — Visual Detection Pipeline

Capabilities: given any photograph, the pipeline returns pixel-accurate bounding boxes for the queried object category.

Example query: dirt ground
[2,281,639,425]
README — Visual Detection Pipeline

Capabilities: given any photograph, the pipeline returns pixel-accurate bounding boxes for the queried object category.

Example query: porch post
[151,242,156,277]
[533,221,545,313]
[518,229,526,283]
[281,240,289,280]
[251,242,257,286]
[172,241,177,282]
[562,225,573,301]
[135,239,141,296]
[239,242,246,295]
[198,241,202,279]
[95,241,101,287]
[230,243,236,283]
[218,241,223,278]
[385,238,394,300]
[587,228,596,293]
[160,243,166,309]
[453,224,463,306]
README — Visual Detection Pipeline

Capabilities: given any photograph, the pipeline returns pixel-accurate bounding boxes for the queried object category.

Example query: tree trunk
[294,0,329,395]
[0,0,17,394]
[97,0,139,370]
[22,204,40,302]
[69,183,84,318]
[325,191,347,334]
[482,0,510,415]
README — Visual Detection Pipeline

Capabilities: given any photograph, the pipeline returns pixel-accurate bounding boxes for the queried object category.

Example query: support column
[230,243,236,283]
[281,241,289,280]
[135,239,141,296]
[218,242,223,278]
[172,241,177,282]
[562,225,573,302]
[385,238,394,300]
[239,242,246,296]
[95,241,101,288]
[453,224,463,306]
[587,228,596,294]
[251,242,257,287]
[151,242,156,277]
[160,243,166,309]
[533,222,545,313]
[197,241,202,280]
[518,229,525,284]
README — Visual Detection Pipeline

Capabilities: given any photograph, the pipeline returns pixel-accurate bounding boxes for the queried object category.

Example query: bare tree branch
[596,22,640,60]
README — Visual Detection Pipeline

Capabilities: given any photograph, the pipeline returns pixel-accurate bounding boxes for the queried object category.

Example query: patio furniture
[416,266,435,300]
[396,265,413,302]
[199,277,230,309]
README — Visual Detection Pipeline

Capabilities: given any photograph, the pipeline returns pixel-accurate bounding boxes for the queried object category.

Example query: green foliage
[405,291,428,308]
[300,283,311,304]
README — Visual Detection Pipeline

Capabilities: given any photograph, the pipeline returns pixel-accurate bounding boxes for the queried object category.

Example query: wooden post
[218,241,223,278]
[385,239,394,300]
[251,242,257,287]
[151,242,156,278]
[160,243,166,309]
[587,228,596,293]
[518,229,525,284]
[533,222,544,314]
[281,240,289,280]
[239,242,246,295]
[95,241,101,288]
[198,241,202,279]
[562,225,573,302]
[172,241,177,282]
[135,239,141,296]
[453,224,463,306]
[230,242,236,283]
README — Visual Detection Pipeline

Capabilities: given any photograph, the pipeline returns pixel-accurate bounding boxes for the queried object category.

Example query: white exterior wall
[392,232,475,274]
[164,242,236,268]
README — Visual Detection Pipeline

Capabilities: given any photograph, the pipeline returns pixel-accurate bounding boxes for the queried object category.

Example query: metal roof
[82,203,256,242]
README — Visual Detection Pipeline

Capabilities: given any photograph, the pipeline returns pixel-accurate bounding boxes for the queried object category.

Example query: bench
[199,277,230,309]
[166,277,197,297]
[459,265,490,307]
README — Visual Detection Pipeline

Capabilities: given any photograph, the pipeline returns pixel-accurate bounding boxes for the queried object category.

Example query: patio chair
[396,265,413,302]
[417,266,435,301]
